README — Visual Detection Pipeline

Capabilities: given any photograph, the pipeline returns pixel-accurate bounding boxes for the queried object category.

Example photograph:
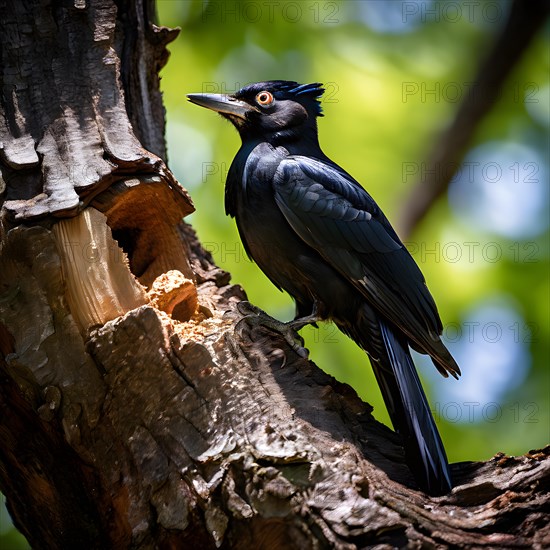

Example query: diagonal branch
[399,0,550,238]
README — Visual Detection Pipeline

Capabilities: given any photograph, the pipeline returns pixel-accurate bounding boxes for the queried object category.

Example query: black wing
[273,156,459,377]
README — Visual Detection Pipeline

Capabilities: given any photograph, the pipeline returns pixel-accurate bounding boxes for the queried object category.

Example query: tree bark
[0,1,548,549]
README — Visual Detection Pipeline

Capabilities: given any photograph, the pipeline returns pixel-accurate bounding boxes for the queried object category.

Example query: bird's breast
[228,143,354,317]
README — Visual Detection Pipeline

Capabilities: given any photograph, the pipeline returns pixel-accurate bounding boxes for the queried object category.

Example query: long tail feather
[378,319,452,495]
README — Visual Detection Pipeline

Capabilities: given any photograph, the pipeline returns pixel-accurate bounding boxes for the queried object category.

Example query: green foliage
[1,495,29,549]
[157,0,549,464]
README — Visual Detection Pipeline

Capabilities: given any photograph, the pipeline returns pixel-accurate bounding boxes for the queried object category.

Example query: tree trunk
[0,1,548,548]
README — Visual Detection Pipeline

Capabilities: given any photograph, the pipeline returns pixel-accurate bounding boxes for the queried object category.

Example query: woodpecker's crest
[235,81,325,116]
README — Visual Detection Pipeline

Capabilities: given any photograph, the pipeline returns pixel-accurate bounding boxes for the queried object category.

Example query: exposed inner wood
[147,270,198,321]
[49,174,200,331]
[92,177,195,288]
[52,208,148,332]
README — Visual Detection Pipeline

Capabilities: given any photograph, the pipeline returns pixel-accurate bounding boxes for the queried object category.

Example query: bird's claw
[235,301,309,358]
[236,300,266,318]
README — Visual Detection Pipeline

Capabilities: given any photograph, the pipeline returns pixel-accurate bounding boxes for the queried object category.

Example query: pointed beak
[186,93,256,120]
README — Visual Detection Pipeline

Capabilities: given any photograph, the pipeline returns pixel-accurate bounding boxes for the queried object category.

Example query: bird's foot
[288,301,322,331]
[235,301,313,358]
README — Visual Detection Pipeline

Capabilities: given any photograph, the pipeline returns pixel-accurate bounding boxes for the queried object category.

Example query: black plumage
[187,81,460,495]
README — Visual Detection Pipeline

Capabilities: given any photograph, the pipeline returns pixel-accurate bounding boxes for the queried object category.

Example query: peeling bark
[0,0,187,222]
[0,1,548,549]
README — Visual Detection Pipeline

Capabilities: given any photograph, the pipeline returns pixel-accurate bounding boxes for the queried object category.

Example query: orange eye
[256,91,274,106]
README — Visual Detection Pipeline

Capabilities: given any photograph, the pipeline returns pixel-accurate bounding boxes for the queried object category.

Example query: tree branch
[398,0,550,238]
